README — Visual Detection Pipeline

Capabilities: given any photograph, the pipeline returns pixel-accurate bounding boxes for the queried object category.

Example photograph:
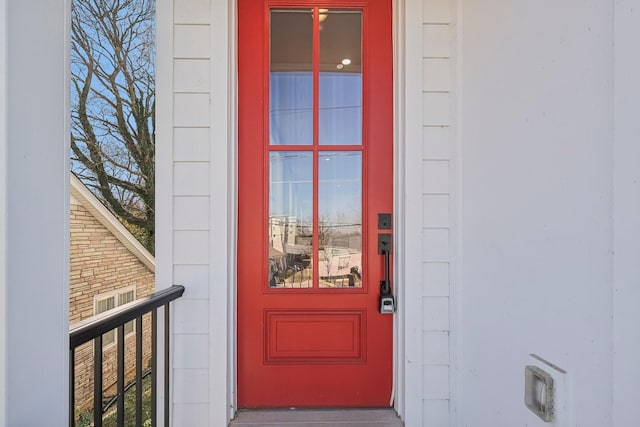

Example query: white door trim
[393,0,424,423]
[210,0,237,422]
[225,0,422,422]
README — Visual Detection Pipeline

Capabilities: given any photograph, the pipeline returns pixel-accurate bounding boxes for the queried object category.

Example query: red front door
[238,0,393,408]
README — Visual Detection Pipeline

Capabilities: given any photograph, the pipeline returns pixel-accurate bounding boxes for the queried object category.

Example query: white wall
[5,0,69,425]
[0,0,6,423]
[613,1,640,426]
[458,1,614,426]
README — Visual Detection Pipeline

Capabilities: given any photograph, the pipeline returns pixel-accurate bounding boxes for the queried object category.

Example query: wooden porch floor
[229,408,403,427]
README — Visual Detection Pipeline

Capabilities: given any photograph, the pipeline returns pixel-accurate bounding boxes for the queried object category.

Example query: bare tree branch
[71,0,155,252]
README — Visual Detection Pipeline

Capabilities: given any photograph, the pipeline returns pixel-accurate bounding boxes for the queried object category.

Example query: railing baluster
[164,303,170,427]
[69,286,184,427]
[136,315,143,427]
[151,308,157,427]
[69,348,76,427]
[117,324,125,427]
[94,335,103,427]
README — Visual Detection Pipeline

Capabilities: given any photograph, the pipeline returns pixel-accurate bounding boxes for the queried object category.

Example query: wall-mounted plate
[524,365,554,422]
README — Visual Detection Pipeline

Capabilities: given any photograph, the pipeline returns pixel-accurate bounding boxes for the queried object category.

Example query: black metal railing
[69,285,185,427]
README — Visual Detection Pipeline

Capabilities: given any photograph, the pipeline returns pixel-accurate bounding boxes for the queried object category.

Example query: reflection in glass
[269,152,313,288]
[270,10,313,145]
[319,11,362,146]
[318,152,362,287]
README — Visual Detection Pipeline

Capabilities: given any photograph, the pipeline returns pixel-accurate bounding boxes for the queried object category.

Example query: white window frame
[93,285,137,348]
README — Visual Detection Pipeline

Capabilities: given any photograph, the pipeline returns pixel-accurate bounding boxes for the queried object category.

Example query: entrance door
[238,0,393,408]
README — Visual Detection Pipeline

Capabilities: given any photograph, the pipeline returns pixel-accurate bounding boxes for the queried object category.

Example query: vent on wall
[525,365,554,422]
[525,354,571,426]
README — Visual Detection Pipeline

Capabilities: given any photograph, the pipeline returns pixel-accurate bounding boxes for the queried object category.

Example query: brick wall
[70,199,155,413]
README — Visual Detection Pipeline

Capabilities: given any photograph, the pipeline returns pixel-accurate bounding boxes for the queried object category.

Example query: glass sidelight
[268,8,364,289]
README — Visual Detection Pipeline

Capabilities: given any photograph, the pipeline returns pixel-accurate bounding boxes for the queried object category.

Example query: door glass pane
[319,11,362,146]
[269,151,313,288]
[270,10,313,146]
[318,151,362,288]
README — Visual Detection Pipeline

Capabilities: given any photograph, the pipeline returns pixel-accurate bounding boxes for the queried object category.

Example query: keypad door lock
[378,233,395,314]
[379,293,395,314]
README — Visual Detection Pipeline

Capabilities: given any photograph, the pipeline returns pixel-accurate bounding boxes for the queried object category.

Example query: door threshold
[229,408,403,426]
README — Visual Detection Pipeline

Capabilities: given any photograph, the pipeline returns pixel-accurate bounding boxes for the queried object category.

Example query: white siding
[157,0,212,425]
[420,0,455,424]
[157,0,233,425]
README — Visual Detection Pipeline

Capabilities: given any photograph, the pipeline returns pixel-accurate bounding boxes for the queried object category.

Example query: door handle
[378,234,395,314]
